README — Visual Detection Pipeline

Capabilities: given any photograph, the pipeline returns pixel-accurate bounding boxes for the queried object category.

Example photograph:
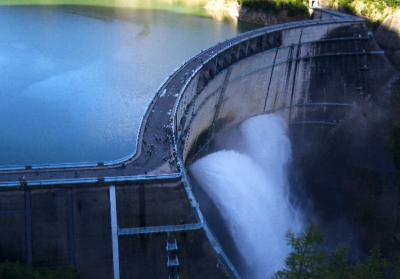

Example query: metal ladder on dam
[108,166,240,279]
[108,185,203,279]
[166,238,180,279]
[109,186,184,279]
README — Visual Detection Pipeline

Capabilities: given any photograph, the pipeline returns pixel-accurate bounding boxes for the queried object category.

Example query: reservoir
[0,4,250,166]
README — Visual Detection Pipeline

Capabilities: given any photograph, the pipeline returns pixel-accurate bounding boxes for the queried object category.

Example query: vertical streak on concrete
[355,38,367,98]
[274,44,294,109]
[289,30,304,122]
[139,184,146,227]
[353,36,364,99]
[209,67,232,140]
[109,186,120,279]
[67,189,76,267]
[24,190,32,266]
[264,48,279,111]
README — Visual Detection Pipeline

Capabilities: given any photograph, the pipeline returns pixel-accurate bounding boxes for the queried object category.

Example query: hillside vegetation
[274,225,400,279]
[329,0,399,23]
[0,262,78,279]
[239,0,309,17]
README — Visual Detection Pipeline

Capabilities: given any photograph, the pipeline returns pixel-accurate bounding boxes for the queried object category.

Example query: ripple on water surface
[0,6,251,166]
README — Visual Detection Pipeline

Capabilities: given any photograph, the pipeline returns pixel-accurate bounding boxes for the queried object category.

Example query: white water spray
[190,114,304,279]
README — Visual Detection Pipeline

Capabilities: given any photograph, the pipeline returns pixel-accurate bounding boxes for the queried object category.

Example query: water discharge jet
[190,114,304,279]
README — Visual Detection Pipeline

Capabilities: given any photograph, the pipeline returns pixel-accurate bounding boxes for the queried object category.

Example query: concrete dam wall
[176,15,394,163]
[0,8,398,279]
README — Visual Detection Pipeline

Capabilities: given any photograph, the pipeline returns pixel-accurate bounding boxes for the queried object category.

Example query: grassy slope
[332,0,399,24]
[0,0,204,10]
[0,0,118,6]
[0,0,211,17]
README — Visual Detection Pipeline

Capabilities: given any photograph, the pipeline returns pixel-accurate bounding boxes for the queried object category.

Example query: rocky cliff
[376,9,400,70]
[238,5,310,26]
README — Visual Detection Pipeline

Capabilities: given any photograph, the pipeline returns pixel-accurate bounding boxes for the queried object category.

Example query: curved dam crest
[0,8,398,279]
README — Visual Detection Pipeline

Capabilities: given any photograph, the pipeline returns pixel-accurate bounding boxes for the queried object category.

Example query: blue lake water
[0,6,250,165]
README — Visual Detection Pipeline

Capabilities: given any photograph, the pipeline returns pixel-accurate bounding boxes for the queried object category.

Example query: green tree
[0,262,78,279]
[352,248,391,279]
[274,224,328,279]
[274,225,395,279]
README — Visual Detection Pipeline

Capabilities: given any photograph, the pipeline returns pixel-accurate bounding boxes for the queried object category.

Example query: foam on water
[190,114,304,279]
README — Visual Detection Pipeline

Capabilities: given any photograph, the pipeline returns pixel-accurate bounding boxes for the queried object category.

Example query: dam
[0,7,399,279]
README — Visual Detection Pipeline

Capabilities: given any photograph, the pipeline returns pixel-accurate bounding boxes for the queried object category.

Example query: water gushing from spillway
[190,114,304,279]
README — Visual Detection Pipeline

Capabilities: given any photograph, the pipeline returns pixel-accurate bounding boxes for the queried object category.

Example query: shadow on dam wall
[1,8,400,279]
[289,25,400,259]
[181,9,400,273]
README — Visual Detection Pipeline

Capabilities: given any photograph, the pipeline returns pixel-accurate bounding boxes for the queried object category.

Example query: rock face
[376,9,400,69]
[238,6,309,26]
[318,0,334,8]
[376,9,400,50]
